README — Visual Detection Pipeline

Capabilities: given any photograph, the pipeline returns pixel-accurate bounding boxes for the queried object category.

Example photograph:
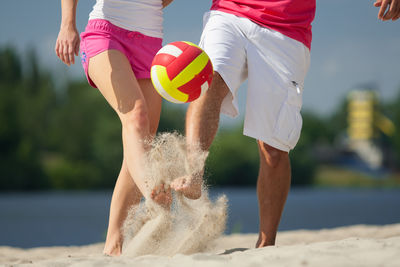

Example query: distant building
[347,89,395,170]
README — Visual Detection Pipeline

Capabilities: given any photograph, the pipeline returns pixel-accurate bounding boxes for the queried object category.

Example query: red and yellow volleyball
[150,41,213,103]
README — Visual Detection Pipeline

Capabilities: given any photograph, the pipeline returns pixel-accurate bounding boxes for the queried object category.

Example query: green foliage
[158,102,185,133]
[0,46,122,190]
[47,80,123,189]
[326,99,348,140]
[289,111,325,186]
[206,128,259,186]
[44,157,103,189]
[0,47,49,190]
[383,91,400,167]
[0,46,22,83]
[290,144,315,186]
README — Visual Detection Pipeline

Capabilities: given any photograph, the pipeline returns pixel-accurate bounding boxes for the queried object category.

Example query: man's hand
[374,0,400,21]
[55,26,80,66]
[162,0,174,8]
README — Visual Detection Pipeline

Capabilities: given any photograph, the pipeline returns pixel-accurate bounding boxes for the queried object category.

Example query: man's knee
[257,141,288,168]
[206,72,230,103]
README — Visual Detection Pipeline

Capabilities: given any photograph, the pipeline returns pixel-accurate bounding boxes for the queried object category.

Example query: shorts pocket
[273,87,303,149]
[287,81,303,108]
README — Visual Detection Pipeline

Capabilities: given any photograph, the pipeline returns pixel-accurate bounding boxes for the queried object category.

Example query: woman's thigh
[88,49,146,116]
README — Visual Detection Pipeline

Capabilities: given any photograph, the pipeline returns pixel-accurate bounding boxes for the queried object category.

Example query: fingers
[54,41,60,59]
[383,0,395,20]
[388,0,400,20]
[54,28,80,66]
[55,38,65,65]
[74,40,80,57]
[55,39,74,66]
[68,44,75,65]
[377,0,400,20]
[378,0,390,20]
[55,40,65,64]
[64,40,76,66]
[62,42,70,66]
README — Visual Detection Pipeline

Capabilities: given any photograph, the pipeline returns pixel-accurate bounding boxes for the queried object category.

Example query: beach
[1,223,399,267]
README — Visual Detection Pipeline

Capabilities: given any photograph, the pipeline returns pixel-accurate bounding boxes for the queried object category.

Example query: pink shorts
[80,19,162,88]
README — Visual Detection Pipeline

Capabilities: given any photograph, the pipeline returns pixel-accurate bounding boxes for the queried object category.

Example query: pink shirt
[211,0,316,49]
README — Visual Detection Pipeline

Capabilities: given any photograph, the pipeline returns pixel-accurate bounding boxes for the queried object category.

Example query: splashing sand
[122,133,228,257]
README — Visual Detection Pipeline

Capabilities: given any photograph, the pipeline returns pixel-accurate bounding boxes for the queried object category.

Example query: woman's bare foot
[103,238,123,256]
[170,175,202,199]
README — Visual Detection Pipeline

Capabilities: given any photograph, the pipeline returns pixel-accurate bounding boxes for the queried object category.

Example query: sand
[1,224,400,267]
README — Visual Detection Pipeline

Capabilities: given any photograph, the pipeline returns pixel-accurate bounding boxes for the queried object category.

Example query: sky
[1,0,400,124]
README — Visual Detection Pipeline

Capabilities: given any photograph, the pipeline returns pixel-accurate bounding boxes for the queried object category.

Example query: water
[219,187,400,233]
[0,188,399,248]
[0,191,110,248]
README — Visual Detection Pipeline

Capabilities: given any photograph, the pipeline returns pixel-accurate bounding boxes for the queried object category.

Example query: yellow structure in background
[347,90,395,141]
[347,90,375,140]
[347,89,395,169]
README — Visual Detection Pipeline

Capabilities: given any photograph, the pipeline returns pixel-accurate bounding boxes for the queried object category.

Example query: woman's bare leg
[87,50,166,255]
[103,160,141,256]
[103,79,162,256]
[89,50,150,192]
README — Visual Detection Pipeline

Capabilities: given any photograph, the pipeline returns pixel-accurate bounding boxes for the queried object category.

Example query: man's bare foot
[170,175,202,199]
[150,183,172,208]
[256,232,275,248]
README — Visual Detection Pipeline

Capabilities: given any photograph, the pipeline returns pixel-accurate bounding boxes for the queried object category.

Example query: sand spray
[122,133,227,257]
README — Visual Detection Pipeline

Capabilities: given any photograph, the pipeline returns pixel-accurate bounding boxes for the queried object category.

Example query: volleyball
[150,41,213,103]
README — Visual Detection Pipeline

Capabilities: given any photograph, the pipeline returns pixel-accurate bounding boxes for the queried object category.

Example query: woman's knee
[257,141,288,168]
[121,102,150,134]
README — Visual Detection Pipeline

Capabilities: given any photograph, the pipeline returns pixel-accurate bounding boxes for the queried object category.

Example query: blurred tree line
[1,46,399,191]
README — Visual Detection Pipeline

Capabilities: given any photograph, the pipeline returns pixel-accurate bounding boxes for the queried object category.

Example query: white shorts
[199,11,311,152]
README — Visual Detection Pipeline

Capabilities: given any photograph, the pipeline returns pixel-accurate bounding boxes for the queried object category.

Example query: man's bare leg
[256,141,291,247]
[171,72,229,199]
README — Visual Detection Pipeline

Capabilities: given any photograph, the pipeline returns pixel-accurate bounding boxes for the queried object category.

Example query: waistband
[86,19,162,41]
